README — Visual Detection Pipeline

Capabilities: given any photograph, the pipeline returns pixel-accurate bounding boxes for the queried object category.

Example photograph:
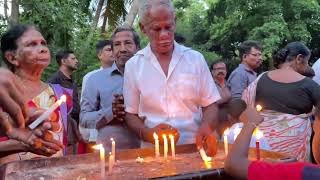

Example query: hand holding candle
[29,95,67,129]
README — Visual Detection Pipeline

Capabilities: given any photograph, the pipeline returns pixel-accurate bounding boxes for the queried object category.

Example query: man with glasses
[210,60,231,105]
[227,40,262,99]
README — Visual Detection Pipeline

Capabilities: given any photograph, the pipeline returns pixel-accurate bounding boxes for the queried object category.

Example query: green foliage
[174,0,320,70]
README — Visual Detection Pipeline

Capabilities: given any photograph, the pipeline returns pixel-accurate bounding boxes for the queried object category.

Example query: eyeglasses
[249,53,262,57]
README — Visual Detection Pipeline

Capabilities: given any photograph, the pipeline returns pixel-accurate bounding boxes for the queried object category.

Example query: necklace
[14,74,47,99]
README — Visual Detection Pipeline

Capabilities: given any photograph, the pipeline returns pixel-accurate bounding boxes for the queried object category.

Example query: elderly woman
[0,24,65,164]
[232,42,320,161]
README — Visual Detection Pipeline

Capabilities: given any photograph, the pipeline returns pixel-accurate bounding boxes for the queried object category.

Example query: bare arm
[0,139,26,158]
[224,106,263,179]
[196,103,219,149]
[216,86,231,105]
[125,113,147,141]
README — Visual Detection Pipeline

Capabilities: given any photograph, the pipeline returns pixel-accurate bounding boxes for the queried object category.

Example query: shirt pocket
[175,74,199,99]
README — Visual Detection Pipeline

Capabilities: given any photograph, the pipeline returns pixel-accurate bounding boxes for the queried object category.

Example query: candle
[254,128,263,160]
[199,148,212,162]
[162,134,168,160]
[108,152,114,174]
[223,128,230,156]
[169,134,175,159]
[29,95,67,129]
[153,133,160,158]
[92,144,106,179]
[233,125,241,141]
[110,138,115,164]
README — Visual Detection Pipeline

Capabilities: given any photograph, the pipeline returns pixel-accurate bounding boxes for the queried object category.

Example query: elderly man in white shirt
[123,0,221,149]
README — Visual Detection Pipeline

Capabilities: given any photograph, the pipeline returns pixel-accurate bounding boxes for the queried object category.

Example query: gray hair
[139,0,175,23]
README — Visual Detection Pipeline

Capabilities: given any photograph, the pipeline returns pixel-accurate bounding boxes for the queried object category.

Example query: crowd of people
[0,0,320,179]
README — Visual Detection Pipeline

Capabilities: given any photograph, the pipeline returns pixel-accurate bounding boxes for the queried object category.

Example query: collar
[136,41,191,59]
[58,70,72,80]
[109,63,122,76]
[239,64,256,75]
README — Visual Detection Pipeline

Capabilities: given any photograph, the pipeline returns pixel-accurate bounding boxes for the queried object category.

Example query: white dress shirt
[79,67,102,142]
[312,58,320,85]
[123,42,221,145]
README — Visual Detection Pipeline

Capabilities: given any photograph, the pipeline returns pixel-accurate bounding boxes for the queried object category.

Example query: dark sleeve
[227,70,248,99]
[248,161,306,180]
[47,72,59,84]
[308,79,320,107]
[70,85,80,123]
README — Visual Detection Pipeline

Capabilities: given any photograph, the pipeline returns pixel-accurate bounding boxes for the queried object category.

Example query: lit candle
[223,128,230,156]
[108,152,114,174]
[199,148,212,162]
[153,133,160,158]
[29,95,67,129]
[162,134,168,160]
[93,144,106,179]
[256,104,263,112]
[233,125,241,141]
[110,138,115,164]
[169,134,175,159]
[254,128,263,160]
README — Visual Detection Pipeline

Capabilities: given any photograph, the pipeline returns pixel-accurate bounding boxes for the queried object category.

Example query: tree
[173,0,320,71]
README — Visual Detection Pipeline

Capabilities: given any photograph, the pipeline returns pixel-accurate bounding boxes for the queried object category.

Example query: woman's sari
[230,73,312,161]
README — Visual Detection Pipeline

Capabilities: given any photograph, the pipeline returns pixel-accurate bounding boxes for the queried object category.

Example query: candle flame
[162,134,167,139]
[255,128,264,140]
[110,137,114,142]
[92,144,103,150]
[153,132,158,139]
[169,134,174,139]
[223,128,230,136]
[256,104,263,112]
[109,152,112,155]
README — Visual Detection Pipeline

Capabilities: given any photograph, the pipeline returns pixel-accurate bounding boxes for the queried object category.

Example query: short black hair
[96,40,112,55]
[111,25,140,50]
[56,50,74,66]
[239,40,262,61]
[210,58,225,70]
[1,24,37,71]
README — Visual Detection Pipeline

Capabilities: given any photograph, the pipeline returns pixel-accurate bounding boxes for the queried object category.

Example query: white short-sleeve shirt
[123,42,221,144]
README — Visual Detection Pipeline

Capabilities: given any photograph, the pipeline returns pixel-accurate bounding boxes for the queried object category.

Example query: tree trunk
[93,0,105,29]
[4,0,9,24]
[10,0,20,27]
[101,9,108,34]
[124,0,142,27]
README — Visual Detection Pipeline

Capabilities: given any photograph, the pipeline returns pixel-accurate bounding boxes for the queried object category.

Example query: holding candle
[169,134,175,159]
[162,134,168,160]
[92,144,106,179]
[223,128,230,156]
[153,133,160,158]
[29,95,67,129]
